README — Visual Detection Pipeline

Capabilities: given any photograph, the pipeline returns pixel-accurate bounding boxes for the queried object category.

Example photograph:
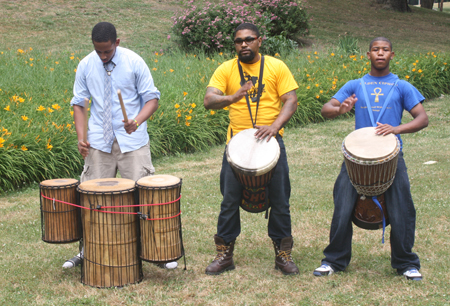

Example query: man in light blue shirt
[65,22,177,270]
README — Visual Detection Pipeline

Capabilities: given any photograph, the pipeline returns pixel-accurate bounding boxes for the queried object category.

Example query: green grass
[1,0,450,305]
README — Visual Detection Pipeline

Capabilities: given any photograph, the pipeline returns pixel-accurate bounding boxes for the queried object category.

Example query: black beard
[238,49,256,63]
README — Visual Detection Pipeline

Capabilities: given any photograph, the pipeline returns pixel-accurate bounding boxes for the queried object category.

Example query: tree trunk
[394,0,411,12]
[421,0,434,9]
[440,0,444,12]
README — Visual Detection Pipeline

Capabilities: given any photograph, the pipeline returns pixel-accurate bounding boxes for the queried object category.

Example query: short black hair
[91,22,117,43]
[369,37,392,51]
[233,23,260,39]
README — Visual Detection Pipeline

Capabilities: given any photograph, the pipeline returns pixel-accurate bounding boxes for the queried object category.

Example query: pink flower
[167,35,171,40]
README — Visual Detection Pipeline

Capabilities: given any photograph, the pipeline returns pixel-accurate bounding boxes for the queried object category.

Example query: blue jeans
[321,152,421,274]
[216,135,292,245]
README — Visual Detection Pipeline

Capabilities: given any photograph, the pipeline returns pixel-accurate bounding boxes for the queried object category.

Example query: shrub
[171,0,309,53]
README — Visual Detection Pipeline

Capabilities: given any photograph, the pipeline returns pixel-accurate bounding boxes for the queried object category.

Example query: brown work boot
[205,234,236,275]
[273,236,299,275]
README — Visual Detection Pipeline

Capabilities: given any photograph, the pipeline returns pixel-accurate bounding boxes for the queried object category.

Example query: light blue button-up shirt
[71,46,160,153]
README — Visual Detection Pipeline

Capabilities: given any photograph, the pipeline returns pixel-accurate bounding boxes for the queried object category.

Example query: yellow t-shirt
[207,55,298,143]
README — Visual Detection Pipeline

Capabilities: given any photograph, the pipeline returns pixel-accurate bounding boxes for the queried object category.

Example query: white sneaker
[313,264,334,276]
[156,261,178,269]
[403,268,422,281]
[62,252,83,269]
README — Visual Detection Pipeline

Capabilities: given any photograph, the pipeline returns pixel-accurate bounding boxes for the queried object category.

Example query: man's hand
[123,119,138,134]
[77,140,90,158]
[254,125,278,141]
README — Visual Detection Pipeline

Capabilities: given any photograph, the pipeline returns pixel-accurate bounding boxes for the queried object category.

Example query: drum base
[240,186,270,213]
[352,194,390,230]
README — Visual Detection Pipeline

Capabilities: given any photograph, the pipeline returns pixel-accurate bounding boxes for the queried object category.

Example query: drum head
[136,175,181,187]
[40,178,79,187]
[344,127,398,161]
[226,128,280,176]
[78,178,135,192]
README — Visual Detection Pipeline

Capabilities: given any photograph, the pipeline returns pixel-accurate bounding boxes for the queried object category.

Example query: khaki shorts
[80,139,155,182]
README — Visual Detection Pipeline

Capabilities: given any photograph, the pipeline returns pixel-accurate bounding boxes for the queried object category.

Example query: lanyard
[237,55,265,127]
[360,78,399,127]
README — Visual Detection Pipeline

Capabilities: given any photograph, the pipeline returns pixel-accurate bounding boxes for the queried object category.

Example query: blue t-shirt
[333,73,425,148]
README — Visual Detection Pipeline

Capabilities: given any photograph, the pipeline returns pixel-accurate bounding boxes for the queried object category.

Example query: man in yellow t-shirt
[203,23,299,275]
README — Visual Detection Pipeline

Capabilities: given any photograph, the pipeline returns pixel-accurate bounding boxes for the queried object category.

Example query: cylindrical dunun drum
[40,179,81,243]
[136,175,184,263]
[226,128,280,213]
[78,178,142,288]
[342,127,400,230]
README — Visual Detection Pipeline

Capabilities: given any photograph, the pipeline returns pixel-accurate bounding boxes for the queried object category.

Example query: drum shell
[136,175,183,263]
[78,178,142,288]
[226,129,280,213]
[343,138,400,197]
[40,179,82,244]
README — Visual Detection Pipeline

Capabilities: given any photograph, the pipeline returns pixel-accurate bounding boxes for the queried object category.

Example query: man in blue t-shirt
[313,37,428,281]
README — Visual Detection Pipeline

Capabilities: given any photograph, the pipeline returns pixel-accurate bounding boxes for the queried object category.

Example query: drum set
[40,175,184,288]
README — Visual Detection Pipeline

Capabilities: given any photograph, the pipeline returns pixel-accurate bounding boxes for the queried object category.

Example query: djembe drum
[226,128,280,213]
[136,175,184,263]
[342,127,400,230]
[78,178,142,288]
[40,179,81,243]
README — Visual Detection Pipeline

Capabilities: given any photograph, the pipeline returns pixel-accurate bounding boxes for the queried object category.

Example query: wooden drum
[78,178,142,288]
[342,127,400,229]
[226,128,280,213]
[136,175,184,263]
[40,179,81,244]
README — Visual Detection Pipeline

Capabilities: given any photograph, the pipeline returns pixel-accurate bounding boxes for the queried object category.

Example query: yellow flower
[48,108,54,113]
[0,137,5,144]
[154,59,158,63]
[219,52,223,56]
[183,92,188,96]
[21,115,29,121]
[406,75,410,79]
[314,51,318,55]
[55,61,59,64]
[4,105,10,111]
[418,69,422,73]
[29,47,33,51]
[52,104,61,110]
[47,143,53,150]
[175,103,180,109]
[315,84,319,87]
[316,95,320,99]
[30,63,33,67]
[223,106,229,110]
[21,145,28,151]
[18,49,24,54]
[189,109,193,114]
[186,116,192,120]
[177,113,181,117]
[37,105,45,111]
[306,86,310,90]
[210,110,216,115]
[185,121,190,127]
[275,53,280,57]
[19,97,25,103]
[412,68,416,72]
[169,69,174,72]
[152,68,157,71]
[70,110,74,116]
[50,68,54,71]
[70,56,74,60]
[74,69,77,73]
[191,103,196,108]
[330,53,335,56]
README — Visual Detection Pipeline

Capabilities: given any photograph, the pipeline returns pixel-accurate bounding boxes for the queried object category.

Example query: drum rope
[40,193,182,220]
[372,196,387,244]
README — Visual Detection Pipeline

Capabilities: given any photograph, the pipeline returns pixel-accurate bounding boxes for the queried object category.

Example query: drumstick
[117,89,129,122]
[83,97,89,143]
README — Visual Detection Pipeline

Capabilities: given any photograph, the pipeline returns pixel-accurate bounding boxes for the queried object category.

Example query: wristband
[134,119,139,128]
